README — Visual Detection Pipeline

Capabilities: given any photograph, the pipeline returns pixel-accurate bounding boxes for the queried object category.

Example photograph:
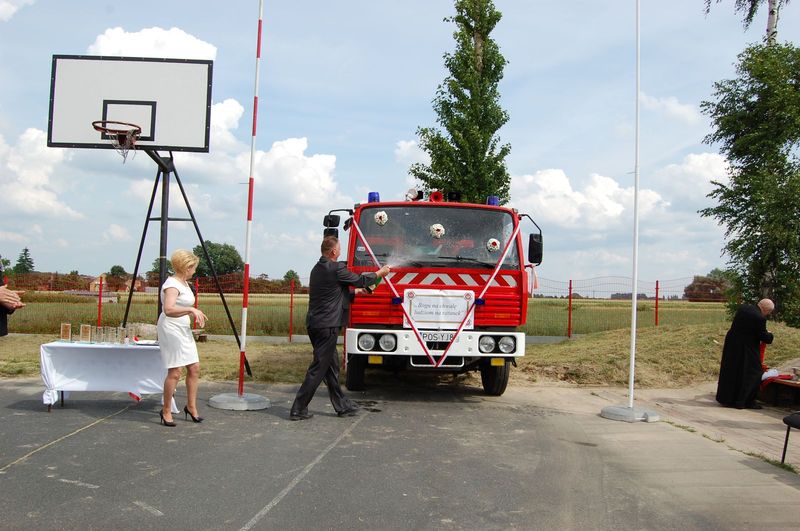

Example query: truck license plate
[420,331,455,342]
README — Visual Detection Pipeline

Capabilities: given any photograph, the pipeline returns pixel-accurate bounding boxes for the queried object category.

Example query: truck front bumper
[345,328,525,361]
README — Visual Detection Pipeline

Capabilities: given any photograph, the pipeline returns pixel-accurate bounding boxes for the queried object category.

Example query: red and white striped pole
[237,0,264,397]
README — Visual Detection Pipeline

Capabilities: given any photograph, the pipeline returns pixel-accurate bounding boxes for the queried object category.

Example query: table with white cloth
[39,341,177,412]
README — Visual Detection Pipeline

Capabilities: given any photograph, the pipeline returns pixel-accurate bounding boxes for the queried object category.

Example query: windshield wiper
[437,256,495,268]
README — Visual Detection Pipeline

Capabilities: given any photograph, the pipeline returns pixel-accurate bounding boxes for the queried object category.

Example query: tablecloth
[40,341,177,411]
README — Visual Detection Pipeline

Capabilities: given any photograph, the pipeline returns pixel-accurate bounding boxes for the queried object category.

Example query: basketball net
[91,121,141,164]
[110,130,138,163]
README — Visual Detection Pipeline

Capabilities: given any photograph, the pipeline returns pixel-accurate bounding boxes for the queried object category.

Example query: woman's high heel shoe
[159,411,176,427]
[183,406,204,423]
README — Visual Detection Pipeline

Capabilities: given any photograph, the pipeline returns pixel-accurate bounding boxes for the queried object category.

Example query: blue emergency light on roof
[368,192,380,203]
[487,195,500,206]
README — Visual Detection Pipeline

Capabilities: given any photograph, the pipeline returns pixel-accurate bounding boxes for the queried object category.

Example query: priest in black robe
[716,299,774,409]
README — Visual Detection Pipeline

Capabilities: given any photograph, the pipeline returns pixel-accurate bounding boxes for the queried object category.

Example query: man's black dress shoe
[746,404,763,410]
[337,407,360,418]
[289,411,313,421]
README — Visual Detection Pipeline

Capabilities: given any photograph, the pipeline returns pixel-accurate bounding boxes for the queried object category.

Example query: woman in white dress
[157,249,207,427]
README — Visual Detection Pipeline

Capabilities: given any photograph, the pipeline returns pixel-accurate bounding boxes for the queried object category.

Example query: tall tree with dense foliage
[410,0,511,204]
[699,43,800,323]
[13,247,34,274]
[704,0,791,44]
[192,241,244,277]
[283,269,301,286]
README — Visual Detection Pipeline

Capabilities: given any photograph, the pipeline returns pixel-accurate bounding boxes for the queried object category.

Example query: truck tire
[480,361,510,396]
[345,354,367,391]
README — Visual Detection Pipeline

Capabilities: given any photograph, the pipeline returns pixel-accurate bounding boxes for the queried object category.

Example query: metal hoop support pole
[122,169,162,328]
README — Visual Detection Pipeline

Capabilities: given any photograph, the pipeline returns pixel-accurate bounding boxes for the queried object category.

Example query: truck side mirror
[323,214,341,228]
[324,228,339,238]
[528,233,543,265]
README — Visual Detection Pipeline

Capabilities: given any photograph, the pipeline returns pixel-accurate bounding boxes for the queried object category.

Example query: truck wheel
[345,354,367,391]
[480,361,510,396]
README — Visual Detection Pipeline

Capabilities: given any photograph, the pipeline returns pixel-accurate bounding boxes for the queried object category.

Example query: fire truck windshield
[353,205,519,269]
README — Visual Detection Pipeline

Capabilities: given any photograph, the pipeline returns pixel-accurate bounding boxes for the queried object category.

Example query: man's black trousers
[291,327,354,415]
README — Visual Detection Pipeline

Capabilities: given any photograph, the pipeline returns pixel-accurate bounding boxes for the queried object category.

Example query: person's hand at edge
[0,285,24,310]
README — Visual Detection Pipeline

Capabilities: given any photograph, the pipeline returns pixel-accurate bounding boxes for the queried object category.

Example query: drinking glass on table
[104,326,116,344]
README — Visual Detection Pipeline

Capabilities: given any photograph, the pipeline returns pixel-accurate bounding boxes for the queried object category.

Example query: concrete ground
[1,376,799,530]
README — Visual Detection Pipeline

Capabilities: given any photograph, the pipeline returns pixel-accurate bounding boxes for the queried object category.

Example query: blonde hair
[170,249,200,276]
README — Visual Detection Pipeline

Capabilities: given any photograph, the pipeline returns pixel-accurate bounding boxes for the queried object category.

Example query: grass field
[5,293,761,390]
[9,292,728,337]
[4,321,799,389]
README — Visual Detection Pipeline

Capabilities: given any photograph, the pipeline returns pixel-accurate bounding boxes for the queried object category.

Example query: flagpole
[627,0,641,410]
[600,0,658,423]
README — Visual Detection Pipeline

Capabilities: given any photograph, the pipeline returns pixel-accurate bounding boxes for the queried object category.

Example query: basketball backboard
[47,55,213,152]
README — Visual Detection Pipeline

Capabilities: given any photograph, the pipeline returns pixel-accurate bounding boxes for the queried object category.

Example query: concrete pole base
[600,404,660,423]
[208,392,271,411]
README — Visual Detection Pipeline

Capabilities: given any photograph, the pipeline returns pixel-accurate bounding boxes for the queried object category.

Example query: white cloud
[394,140,430,166]
[102,223,131,242]
[168,98,349,215]
[87,27,217,60]
[253,137,348,211]
[640,92,701,125]
[0,129,83,219]
[510,169,666,230]
[0,230,25,243]
[652,152,729,202]
[210,99,245,153]
[0,0,33,22]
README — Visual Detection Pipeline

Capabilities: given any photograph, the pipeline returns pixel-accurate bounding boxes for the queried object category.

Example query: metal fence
[8,273,728,337]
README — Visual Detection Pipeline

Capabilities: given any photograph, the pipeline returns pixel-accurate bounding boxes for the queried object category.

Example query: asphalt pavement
[1,375,799,530]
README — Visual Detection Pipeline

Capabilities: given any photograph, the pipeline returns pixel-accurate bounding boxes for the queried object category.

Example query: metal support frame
[122,149,251,376]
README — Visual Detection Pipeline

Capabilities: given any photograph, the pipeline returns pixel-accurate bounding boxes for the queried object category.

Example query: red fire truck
[323,190,542,396]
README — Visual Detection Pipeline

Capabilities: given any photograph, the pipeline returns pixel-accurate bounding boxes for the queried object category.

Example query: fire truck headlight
[357,333,376,351]
[498,336,516,353]
[378,334,396,352]
[478,336,496,353]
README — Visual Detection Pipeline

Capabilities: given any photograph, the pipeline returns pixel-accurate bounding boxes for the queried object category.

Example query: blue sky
[1,0,798,284]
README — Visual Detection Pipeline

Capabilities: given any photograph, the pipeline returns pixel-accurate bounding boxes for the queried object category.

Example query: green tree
[410,0,511,204]
[149,258,174,276]
[704,0,791,44]
[108,265,128,277]
[0,255,10,274]
[13,247,34,274]
[106,265,129,291]
[192,241,244,277]
[699,43,800,324]
[283,269,301,286]
[147,258,173,286]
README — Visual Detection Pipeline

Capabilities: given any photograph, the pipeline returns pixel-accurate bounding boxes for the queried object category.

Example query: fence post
[97,275,103,327]
[567,279,573,338]
[655,280,659,327]
[289,279,295,342]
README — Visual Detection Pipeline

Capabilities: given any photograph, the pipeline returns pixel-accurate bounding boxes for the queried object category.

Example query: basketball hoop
[92,120,141,163]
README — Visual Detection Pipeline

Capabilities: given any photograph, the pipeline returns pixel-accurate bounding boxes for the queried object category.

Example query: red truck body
[329,194,541,396]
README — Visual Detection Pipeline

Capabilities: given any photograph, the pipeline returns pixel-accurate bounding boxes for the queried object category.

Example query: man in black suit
[716,299,774,409]
[290,236,390,420]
